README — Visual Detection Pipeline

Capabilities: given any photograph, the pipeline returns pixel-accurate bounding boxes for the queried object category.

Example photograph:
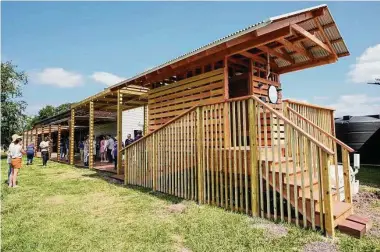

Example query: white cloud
[32,68,84,88]
[348,44,380,84]
[90,72,125,86]
[329,94,380,117]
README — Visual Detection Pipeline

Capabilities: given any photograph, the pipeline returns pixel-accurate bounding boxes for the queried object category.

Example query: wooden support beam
[278,38,313,59]
[321,151,335,238]
[57,125,61,161]
[196,107,204,204]
[291,24,332,54]
[223,57,231,148]
[249,99,259,216]
[69,108,75,165]
[89,101,94,169]
[257,45,295,64]
[117,90,123,175]
[314,17,337,59]
[34,128,38,157]
[48,125,52,159]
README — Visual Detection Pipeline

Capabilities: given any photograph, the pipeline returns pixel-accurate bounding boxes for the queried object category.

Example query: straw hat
[12,134,23,142]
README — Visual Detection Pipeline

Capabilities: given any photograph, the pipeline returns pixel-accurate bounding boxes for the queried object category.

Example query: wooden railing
[121,96,338,237]
[283,99,354,205]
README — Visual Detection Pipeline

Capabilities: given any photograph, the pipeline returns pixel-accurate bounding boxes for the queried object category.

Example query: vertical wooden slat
[342,149,352,204]
[153,134,156,191]
[321,151,335,238]
[218,105,224,207]
[249,99,259,216]
[237,101,243,212]
[215,106,220,206]
[34,128,38,157]
[205,107,210,204]
[210,106,215,204]
[197,107,204,204]
[299,135,307,228]
[317,148,324,231]
[277,116,284,222]
[242,100,248,214]
[257,104,264,217]
[89,101,94,169]
[270,113,277,221]
[263,108,270,219]
[124,149,128,185]
[232,102,238,211]
[292,128,299,226]
[117,91,123,174]
[307,139,315,229]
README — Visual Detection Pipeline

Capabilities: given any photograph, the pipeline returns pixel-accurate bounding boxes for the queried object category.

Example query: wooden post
[223,57,231,148]
[196,107,204,204]
[48,125,52,159]
[342,149,352,204]
[34,128,38,157]
[57,125,61,161]
[89,101,94,169]
[152,134,156,191]
[248,99,259,216]
[124,149,128,185]
[117,90,123,174]
[321,151,335,238]
[41,125,44,142]
[69,108,75,165]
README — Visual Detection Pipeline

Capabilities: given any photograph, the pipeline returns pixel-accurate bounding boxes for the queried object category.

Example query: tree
[1,61,28,146]
[55,103,72,114]
[38,105,56,120]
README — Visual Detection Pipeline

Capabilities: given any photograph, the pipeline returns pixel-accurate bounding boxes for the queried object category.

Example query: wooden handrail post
[321,151,335,238]
[69,108,75,165]
[197,106,204,204]
[248,99,259,216]
[124,149,128,185]
[57,125,61,161]
[117,90,123,174]
[89,101,94,169]
[152,134,156,191]
[342,149,352,204]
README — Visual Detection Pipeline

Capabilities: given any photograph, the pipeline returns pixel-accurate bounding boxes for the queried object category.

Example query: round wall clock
[268,85,278,104]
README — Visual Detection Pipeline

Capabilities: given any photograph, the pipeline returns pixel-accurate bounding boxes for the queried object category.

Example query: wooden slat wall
[148,69,225,131]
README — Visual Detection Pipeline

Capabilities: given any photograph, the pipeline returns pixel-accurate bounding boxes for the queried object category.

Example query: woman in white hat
[8,134,26,187]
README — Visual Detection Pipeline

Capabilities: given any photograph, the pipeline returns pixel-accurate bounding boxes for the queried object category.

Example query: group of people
[6,133,52,188]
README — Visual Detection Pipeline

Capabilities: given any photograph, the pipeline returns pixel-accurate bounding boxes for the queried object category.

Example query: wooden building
[23,5,371,238]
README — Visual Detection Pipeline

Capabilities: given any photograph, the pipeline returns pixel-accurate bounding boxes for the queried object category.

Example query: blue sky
[2,2,380,116]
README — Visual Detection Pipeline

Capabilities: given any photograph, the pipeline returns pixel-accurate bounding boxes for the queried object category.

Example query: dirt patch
[172,234,192,252]
[303,241,337,252]
[45,195,65,205]
[253,222,288,239]
[352,189,380,237]
[167,203,187,214]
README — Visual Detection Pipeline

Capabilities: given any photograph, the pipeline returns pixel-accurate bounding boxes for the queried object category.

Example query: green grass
[357,165,380,189]
[1,158,380,252]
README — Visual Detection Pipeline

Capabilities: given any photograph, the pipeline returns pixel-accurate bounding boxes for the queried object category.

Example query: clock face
[268,85,278,104]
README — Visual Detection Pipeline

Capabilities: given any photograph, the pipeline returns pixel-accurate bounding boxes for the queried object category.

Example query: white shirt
[7,143,14,164]
[9,143,23,159]
[40,141,49,152]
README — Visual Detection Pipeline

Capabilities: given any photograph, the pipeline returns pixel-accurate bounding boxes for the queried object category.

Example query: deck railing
[121,96,339,237]
[283,99,355,205]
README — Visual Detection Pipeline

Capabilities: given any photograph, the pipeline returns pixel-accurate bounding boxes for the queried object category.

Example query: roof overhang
[108,4,349,90]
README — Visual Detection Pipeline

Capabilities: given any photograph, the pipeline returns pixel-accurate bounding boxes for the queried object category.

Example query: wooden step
[338,219,366,238]
[346,214,372,232]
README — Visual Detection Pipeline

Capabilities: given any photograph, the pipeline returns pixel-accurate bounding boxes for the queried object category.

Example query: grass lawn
[1,158,380,252]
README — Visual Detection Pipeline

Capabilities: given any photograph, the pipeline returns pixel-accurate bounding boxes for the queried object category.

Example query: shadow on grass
[81,169,184,204]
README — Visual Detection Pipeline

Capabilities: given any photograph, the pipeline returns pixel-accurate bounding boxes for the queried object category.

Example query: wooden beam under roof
[257,45,295,64]
[313,17,337,59]
[277,38,313,59]
[291,23,332,54]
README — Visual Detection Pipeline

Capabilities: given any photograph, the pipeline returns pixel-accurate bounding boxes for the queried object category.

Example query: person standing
[9,136,26,187]
[100,136,106,162]
[6,134,18,183]
[125,134,134,147]
[83,137,89,167]
[60,138,66,159]
[113,138,118,170]
[26,142,35,165]
[40,137,50,166]
[106,136,114,163]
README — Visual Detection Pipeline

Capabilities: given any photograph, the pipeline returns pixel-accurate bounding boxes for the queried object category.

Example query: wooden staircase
[260,147,369,236]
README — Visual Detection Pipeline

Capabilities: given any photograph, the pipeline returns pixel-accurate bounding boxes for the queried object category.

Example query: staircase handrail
[121,95,334,155]
[286,106,354,153]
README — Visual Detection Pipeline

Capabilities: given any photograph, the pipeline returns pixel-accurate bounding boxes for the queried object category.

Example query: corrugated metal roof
[110,4,349,89]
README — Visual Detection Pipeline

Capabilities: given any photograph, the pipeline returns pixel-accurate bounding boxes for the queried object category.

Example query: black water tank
[335,115,380,164]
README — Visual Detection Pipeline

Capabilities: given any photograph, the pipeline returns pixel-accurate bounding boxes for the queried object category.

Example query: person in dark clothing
[26,143,35,165]
[134,131,143,141]
[106,136,114,163]
[125,134,134,147]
